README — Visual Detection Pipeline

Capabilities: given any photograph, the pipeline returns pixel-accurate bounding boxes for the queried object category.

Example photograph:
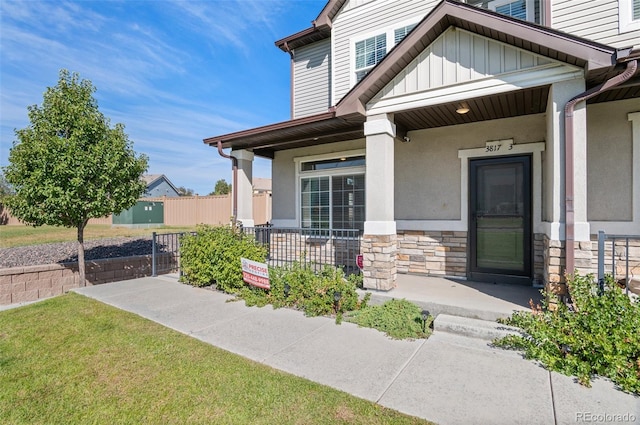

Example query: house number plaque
[485,139,514,153]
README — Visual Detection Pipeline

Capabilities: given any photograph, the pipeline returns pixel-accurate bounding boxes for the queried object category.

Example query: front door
[469,155,532,284]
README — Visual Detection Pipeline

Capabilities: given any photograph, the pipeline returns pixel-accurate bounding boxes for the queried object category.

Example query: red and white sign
[356,254,364,270]
[241,258,270,289]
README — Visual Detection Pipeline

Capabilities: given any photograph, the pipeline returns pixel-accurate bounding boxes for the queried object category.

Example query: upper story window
[620,0,640,32]
[355,34,386,82]
[352,20,420,84]
[488,0,534,22]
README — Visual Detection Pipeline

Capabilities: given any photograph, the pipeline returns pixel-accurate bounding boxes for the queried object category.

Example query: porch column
[544,77,589,293]
[362,114,397,290]
[231,149,254,228]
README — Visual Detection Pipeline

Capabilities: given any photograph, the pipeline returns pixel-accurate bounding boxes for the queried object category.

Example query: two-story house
[204,0,640,294]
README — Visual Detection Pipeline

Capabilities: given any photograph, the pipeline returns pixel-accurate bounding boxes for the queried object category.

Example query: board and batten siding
[332,0,439,104]
[372,27,553,102]
[293,39,332,119]
[552,0,640,48]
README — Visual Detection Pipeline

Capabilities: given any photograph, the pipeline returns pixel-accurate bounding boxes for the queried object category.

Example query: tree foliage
[3,69,148,285]
[210,178,231,196]
[176,186,195,196]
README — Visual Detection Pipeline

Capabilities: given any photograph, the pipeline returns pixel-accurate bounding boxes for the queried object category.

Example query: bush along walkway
[494,273,640,395]
[178,225,433,340]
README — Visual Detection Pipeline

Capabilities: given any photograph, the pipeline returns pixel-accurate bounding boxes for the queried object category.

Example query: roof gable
[336,0,619,117]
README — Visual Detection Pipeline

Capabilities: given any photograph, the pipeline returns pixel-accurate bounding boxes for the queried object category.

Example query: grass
[0,224,197,248]
[0,294,433,425]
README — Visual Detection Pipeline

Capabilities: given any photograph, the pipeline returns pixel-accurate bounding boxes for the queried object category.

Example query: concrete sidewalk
[71,276,638,425]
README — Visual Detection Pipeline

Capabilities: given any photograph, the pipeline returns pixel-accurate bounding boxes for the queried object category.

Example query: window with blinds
[394,23,418,44]
[355,34,386,82]
[489,0,532,21]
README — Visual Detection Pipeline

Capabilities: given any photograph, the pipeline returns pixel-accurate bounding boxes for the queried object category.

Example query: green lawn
[0,224,197,248]
[0,294,432,425]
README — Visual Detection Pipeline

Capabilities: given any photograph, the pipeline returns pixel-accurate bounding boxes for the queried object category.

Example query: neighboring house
[253,178,272,194]
[204,0,640,293]
[142,174,180,198]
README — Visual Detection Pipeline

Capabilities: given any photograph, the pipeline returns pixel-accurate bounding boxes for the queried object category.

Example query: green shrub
[238,262,369,324]
[346,299,432,340]
[494,274,640,394]
[179,225,267,292]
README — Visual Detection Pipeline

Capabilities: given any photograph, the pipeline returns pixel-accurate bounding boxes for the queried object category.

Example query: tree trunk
[77,221,87,287]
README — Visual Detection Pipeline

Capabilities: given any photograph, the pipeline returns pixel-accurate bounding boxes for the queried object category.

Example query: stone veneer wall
[0,254,174,305]
[587,235,640,278]
[362,234,397,290]
[396,231,467,278]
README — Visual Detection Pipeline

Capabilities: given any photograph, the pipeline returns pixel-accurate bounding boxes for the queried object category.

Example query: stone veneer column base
[544,235,566,296]
[362,234,397,291]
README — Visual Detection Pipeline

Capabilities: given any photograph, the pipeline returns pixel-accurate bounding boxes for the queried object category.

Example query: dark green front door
[469,156,532,284]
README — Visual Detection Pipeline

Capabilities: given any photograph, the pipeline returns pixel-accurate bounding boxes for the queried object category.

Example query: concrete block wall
[0,255,173,305]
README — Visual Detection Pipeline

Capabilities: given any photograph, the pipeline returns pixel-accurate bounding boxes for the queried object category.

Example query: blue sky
[0,0,326,195]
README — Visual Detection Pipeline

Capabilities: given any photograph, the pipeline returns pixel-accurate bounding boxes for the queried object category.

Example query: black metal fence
[242,225,362,274]
[597,230,640,295]
[151,231,195,276]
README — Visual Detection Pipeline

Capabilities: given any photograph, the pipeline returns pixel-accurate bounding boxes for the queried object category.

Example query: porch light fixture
[456,104,470,114]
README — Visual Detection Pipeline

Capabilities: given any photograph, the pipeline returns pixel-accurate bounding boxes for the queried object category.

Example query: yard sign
[241,258,270,289]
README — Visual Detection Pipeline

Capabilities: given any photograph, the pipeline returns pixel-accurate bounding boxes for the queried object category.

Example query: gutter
[564,56,638,275]
[217,141,238,224]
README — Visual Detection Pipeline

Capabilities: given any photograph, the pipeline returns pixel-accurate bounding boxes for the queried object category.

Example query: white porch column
[544,77,588,290]
[231,149,254,228]
[362,114,397,290]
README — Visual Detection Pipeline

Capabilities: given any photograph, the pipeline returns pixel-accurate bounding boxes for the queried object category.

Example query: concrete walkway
[69,276,638,425]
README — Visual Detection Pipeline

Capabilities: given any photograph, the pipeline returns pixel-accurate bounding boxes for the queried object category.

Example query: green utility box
[113,201,164,227]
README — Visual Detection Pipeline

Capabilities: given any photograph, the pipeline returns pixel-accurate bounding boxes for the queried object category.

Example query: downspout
[217,141,238,224]
[564,58,638,275]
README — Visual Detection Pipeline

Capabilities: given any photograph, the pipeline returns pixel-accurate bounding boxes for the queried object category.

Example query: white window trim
[294,150,366,229]
[488,0,535,22]
[349,17,422,87]
[619,0,640,32]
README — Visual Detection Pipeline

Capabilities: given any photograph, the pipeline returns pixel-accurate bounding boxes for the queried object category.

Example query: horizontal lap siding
[332,0,439,104]
[552,0,640,47]
[293,39,331,118]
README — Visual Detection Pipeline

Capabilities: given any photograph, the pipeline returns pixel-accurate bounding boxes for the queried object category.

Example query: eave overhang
[203,111,365,159]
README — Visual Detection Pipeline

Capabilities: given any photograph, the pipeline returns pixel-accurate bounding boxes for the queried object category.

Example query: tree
[3,69,148,286]
[210,178,231,195]
[177,186,195,196]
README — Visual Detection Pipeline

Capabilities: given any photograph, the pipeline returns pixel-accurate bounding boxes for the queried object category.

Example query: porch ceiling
[394,86,549,131]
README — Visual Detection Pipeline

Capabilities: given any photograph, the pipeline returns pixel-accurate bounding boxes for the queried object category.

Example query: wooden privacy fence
[0,193,272,227]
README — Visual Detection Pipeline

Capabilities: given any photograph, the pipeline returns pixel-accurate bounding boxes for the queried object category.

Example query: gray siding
[293,39,331,118]
[552,0,640,47]
[146,179,179,198]
[332,0,439,104]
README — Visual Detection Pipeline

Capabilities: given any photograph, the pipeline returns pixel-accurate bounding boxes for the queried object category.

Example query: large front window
[299,156,365,232]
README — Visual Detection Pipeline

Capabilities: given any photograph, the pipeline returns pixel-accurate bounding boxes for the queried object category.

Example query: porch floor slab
[360,274,543,321]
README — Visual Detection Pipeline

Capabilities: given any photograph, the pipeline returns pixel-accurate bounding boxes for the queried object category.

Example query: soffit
[203,112,365,159]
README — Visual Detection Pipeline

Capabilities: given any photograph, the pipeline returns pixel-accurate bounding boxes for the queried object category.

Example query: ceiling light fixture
[456,105,470,114]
